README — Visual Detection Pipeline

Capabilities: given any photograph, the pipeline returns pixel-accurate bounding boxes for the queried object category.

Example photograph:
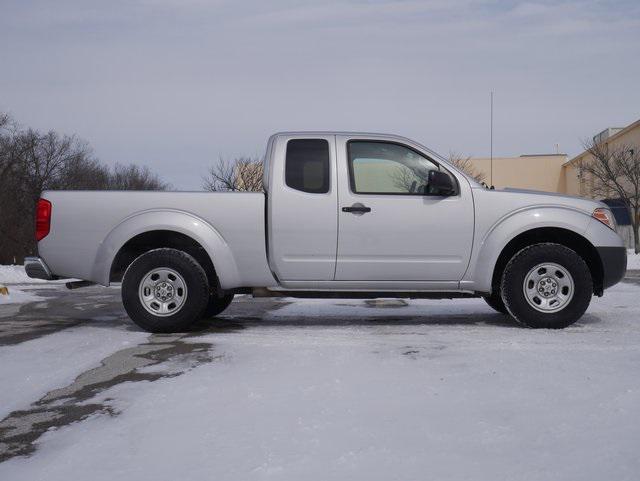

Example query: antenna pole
[490,91,493,186]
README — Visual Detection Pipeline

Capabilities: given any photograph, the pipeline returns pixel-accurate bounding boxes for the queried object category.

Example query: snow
[0,286,44,305]
[2,283,640,480]
[0,265,48,284]
[0,265,74,304]
[627,249,640,270]
[0,327,148,419]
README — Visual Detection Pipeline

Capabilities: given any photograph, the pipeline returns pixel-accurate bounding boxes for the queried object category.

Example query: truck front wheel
[501,243,592,329]
[122,248,210,333]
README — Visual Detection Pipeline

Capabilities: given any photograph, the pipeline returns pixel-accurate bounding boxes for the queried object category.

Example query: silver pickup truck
[26,132,627,332]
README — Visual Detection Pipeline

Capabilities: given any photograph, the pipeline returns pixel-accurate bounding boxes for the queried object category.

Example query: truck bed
[38,191,275,288]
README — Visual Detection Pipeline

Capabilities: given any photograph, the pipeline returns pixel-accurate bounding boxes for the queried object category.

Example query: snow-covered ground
[0,265,49,284]
[628,249,640,269]
[0,265,72,305]
[0,286,44,305]
[1,281,640,480]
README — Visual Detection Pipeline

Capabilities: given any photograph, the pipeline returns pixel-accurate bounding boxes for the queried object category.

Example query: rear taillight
[35,199,52,241]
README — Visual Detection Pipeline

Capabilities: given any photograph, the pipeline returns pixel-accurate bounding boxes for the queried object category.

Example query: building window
[285,139,330,194]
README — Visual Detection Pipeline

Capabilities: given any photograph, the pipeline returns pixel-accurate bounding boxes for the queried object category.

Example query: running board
[251,287,478,300]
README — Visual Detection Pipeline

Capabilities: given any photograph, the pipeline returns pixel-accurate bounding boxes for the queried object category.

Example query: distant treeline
[0,112,169,265]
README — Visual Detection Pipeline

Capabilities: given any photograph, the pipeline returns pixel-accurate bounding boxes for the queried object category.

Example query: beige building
[468,118,640,196]
[469,154,568,192]
[562,119,640,197]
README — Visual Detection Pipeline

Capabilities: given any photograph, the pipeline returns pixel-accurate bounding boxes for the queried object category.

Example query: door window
[348,141,450,195]
[285,139,330,194]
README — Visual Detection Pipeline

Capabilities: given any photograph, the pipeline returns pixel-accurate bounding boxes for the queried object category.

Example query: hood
[477,186,606,215]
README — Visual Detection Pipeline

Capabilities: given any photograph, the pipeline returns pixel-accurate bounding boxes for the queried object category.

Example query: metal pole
[490,91,493,186]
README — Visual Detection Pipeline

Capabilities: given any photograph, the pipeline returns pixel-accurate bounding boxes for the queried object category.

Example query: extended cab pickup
[26,132,627,332]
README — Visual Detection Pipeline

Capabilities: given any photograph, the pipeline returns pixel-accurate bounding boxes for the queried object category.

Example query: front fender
[463,206,597,293]
[91,209,241,288]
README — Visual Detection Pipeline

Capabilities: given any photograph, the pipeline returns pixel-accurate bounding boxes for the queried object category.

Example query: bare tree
[106,164,170,190]
[0,112,10,130]
[390,164,430,193]
[0,128,100,262]
[448,152,486,184]
[579,139,640,253]
[0,111,170,264]
[0,112,18,180]
[203,157,264,192]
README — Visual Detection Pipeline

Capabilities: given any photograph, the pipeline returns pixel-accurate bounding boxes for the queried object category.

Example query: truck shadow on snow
[200,296,603,330]
[203,312,603,331]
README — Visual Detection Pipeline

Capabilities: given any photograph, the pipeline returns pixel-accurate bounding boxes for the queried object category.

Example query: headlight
[592,208,617,230]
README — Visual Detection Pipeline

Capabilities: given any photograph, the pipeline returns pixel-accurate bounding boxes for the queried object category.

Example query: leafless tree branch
[579,139,640,253]
[448,152,486,184]
[203,157,264,192]
[0,111,169,264]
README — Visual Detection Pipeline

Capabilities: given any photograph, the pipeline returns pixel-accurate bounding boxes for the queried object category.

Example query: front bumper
[24,257,55,281]
[597,246,627,290]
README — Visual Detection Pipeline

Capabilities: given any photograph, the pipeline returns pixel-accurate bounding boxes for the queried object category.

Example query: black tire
[501,243,592,329]
[122,248,210,333]
[483,292,507,314]
[201,293,235,319]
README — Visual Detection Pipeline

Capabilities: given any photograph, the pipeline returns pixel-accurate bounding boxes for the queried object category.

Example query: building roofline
[470,154,567,160]
[519,153,567,157]
[564,118,640,166]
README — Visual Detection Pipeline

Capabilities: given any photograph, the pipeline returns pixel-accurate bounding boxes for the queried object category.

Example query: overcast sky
[2,0,639,189]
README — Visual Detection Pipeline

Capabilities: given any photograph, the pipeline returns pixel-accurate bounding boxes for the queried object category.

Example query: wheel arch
[110,231,218,288]
[91,210,241,288]
[490,227,604,296]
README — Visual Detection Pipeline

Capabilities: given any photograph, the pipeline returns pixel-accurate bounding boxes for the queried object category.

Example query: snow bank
[628,249,640,270]
[0,265,48,284]
[0,286,44,305]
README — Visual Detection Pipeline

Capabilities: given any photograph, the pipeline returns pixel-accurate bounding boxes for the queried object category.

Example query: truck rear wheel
[201,293,235,319]
[501,243,592,329]
[122,248,209,333]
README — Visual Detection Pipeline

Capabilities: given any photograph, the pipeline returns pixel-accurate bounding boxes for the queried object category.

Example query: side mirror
[427,170,456,196]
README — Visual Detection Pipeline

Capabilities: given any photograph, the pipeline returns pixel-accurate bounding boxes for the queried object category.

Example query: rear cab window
[285,139,330,194]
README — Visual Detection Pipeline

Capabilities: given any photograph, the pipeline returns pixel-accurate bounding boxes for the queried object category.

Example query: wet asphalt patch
[0,286,133,347]
[0,333,218,463]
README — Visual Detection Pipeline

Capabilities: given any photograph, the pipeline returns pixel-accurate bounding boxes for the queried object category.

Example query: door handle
[342,204,371,214]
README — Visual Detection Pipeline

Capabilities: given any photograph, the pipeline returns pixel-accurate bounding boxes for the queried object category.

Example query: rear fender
[91,209,241,288]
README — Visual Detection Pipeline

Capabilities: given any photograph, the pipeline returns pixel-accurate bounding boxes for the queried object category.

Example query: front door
[335,136,474,281]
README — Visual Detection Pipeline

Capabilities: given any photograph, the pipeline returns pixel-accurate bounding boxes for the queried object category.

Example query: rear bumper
[24,257,55,281]
[597,246,627,290]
